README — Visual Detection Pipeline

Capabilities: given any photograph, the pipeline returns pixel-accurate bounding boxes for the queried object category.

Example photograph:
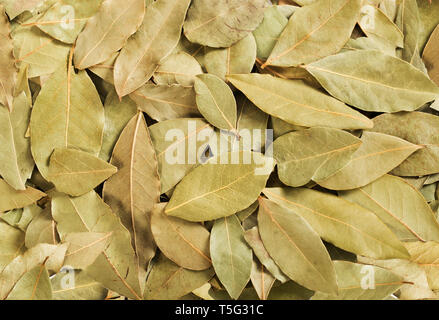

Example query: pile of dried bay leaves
[1,0,439,301]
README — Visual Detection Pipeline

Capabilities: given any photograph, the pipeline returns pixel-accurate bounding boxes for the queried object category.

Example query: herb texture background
[0,0,439,300]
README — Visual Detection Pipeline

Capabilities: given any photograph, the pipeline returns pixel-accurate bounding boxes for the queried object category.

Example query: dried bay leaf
[3,204,42,232]
[0,221,25,271]
[358,255,437,300]
[253,5,290,60]
[103,112,160,274]
[267,281,313,300]
[130,83,200,121]
[421,183,436,202]
[264,187,410,260]
[63,232,112,269]
[250,259,276,300]
[3,0,439,301]
[52,191,145,300]
[194,74,237,133]
[405,241,439,291]
[257,198,338,294]
[51,271,107,300]
[1,209,23,228]
[417,0,439,52]
[306,50,439,112]
[317,132,421,190]
[99,90,138,162]
[0,179,46,213]
[165,151,274,222]
[371,112,439,176]
[235,94,269,151]
[172,35,205,67]
[0,92,34,190]
[153,52,202,86]
[271,116,303,139]
[25,206,57,248]
[292,0,317,5]
[48,148,117,196]
[236,201,258,222]
[30,54,104,180]
[151,203,211,271]
[0,243,68,299]
[144,254,214,300]
[74,0,145,69]
[210,215,252,300]
[6,263,52,300]
[0,0,45,19]
[88,52,118,84]
[311,261,403,300]
[243,226,289,283]
[423,24,439,87]
[27,0,103,44]
[0,5,16,111]
[273,127,362,187]
[343,37,397,56]
[263,0,362,67]
[114,0,191,97]
[12,26,70,78]
[358,5,403,49]
[204,34,257,81]
[396,0,426,72]
[183,0,265,48]
[228,74,372,130]
[149,118,214,194]
[340,174,439,243]
[379,0,398,21]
